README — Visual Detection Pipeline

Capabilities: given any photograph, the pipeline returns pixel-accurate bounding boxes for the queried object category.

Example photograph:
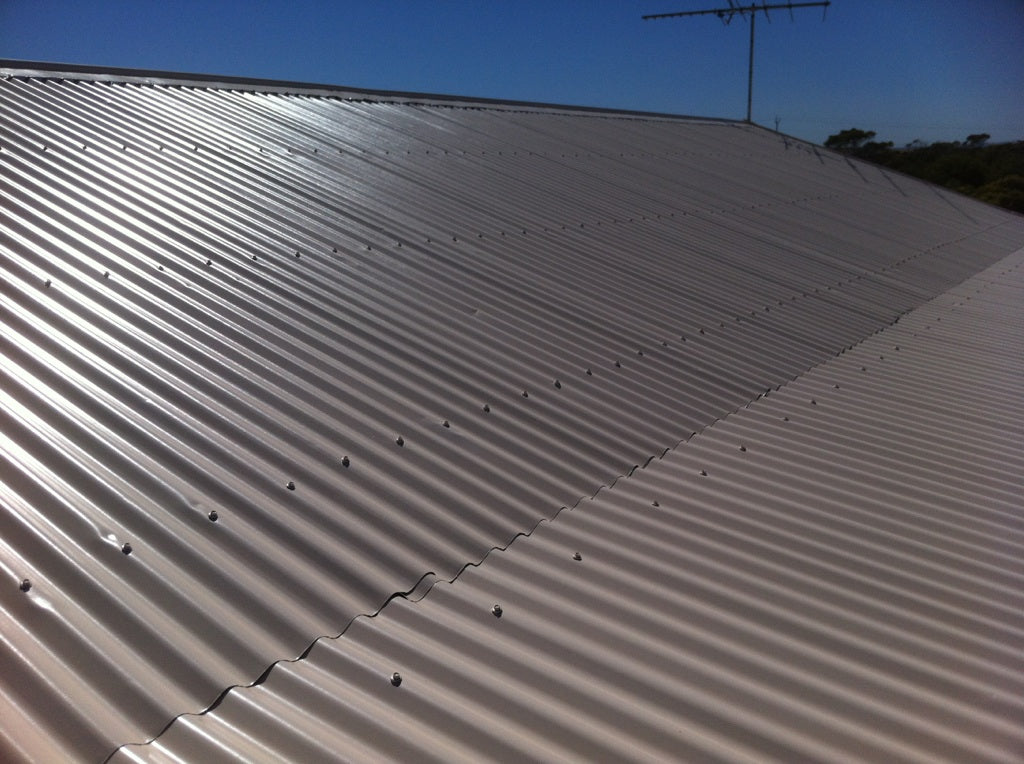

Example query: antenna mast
[643,1,830,123]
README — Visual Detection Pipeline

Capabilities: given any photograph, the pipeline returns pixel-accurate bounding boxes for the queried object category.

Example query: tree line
[824,128,1024,213]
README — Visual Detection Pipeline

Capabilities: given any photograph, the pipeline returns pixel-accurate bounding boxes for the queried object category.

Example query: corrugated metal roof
[115,249,1024,764]
[1,63,1022,762]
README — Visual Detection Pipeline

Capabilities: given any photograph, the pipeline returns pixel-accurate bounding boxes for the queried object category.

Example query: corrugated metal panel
[116,249,1024,763]
[1,65,1023,761]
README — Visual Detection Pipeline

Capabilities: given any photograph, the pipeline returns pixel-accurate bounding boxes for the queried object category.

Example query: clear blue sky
[1,0,1021,146]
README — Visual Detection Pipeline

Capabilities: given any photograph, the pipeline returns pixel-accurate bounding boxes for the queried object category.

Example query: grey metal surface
[1,66,1022,761]
[0,58,728,121]
[116,249,1024,764]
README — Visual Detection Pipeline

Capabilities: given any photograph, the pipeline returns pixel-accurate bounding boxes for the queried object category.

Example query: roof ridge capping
[0,59,734,122]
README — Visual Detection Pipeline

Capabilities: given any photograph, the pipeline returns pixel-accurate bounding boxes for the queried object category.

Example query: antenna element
[643,2,830,123]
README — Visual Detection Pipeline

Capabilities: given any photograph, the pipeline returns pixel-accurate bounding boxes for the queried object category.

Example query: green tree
[825,128,1024,214]
[858,140,895,161]
[974,174,1024,213]
[824,128,876,152]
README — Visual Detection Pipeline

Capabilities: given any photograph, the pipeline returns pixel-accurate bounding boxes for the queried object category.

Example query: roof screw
[894,346,899,351]
[208,510,219,522]
[206,259,212,266]
[483,404,490,412]
[521,390,529,398]
[19,579,31,592]
[572,552,582,561]
[294,250,301,258]
[553,380,561,389]
[491,604,503,618]
[103,271,110,278]
[699,328,705,335]
[252,255,258,261]
[783,416,790,421]
[286,481,296,490]
[442,419,450,428]
[700,469,708,477]
[585,369,592,376]
[637,350,644,356]
[739,445,747,452]
[810,399,817,405]
[390,672,402,687]
[662,341,668,347]
[651,500,660,507]
[44,279,51,288]
[833,384,840,389]
[121,542,133,555]
[860,366,867,372]
[342,456,350,467]
[396,435,405,446]
[614,361,621,368]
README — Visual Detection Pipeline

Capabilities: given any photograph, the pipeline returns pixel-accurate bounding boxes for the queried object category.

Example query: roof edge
[0,59,736,123]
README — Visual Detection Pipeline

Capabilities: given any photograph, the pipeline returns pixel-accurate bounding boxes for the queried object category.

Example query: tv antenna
[643,1,830,123]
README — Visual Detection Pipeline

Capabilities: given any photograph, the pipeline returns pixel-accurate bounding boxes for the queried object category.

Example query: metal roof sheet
[115,249,1024,764]
[1,64,1023,762]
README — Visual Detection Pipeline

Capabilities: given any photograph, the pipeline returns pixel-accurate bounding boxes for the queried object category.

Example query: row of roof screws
[21,545,585,596]
[279,456,351,491]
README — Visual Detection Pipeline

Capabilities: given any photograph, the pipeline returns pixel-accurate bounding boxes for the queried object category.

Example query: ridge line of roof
[0,59,739,123]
